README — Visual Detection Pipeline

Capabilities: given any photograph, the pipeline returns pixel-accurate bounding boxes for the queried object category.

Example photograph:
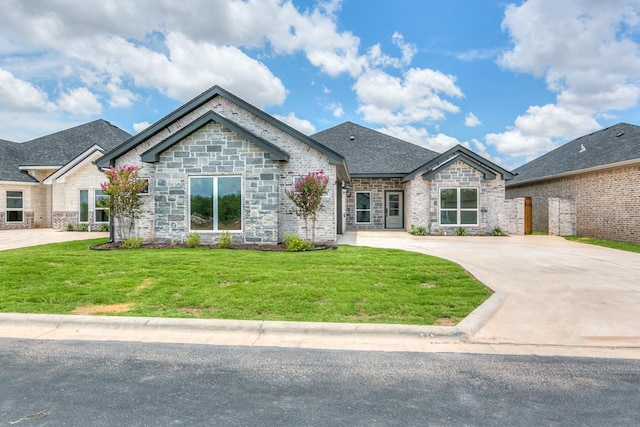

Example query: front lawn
[0,239,490,325]
[563,236,640,253]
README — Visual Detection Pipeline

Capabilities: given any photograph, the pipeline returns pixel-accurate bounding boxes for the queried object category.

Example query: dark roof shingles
[509,122,640,185]
[312,122,439,175]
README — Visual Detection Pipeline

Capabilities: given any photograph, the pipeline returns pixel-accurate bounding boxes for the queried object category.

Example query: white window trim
[6,190,24,223]
[354,191,372,224]
[439,187,479,227]
[94,190,110,224]
[188,176,243,233]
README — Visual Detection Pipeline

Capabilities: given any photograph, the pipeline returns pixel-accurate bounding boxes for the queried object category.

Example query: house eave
[350,173,407,179]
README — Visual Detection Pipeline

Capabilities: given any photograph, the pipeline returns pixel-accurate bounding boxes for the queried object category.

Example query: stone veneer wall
[346,178,404,230]
[507,164,640,243]
[115,97,337,243]
[415,161,507,235]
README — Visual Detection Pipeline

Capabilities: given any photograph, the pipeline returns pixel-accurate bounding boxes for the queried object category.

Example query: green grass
[563,236,640,253]
[0,238,491,325]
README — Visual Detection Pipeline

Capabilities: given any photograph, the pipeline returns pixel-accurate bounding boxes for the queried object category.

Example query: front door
[385,191,403,229]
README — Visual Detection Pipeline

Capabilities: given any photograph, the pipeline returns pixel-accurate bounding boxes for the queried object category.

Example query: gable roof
[0,120,130,183]
[508,122,640,186]
[141,110,289,163]
[311,122,439,177]
[403,144,515,182]
[97,85,348,180]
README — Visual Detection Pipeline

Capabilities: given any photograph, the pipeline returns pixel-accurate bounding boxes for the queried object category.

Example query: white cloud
[488,0,640,161]
[0,68,53,111]
[464,112,481,127]
[367,32,417,69]
[273,112,316,135]
[133,121,151,134]
[354,68,463,126]
[377,125,464,153]
[328,102,344,117]
[57,87,102,116]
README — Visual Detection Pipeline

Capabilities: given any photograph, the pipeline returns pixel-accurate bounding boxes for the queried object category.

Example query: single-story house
[506,122,640,244]
[0,120,131,230]
[96,85,518,243]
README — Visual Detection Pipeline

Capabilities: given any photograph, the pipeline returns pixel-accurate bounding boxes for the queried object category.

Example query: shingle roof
[311,122,439,176]
[0,120,131,183]
[508,122,640,186]
[96,85,349,181]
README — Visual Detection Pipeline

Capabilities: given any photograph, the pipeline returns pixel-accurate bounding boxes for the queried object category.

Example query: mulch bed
[91,242,337,251]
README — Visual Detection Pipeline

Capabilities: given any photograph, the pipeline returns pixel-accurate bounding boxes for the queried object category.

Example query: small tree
[284,170,329,244]
[99,165,147,241]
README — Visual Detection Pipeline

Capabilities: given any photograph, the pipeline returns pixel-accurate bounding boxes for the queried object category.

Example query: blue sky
[1,0,640,169]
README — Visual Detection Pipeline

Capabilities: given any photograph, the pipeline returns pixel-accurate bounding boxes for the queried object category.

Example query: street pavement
[1,229,639,359]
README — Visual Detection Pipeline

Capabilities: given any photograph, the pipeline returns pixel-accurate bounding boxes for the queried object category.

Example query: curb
[0,294,504,342]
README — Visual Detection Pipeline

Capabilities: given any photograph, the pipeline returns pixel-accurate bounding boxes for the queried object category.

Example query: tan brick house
[506,123,640,244]
[0,121,131,230]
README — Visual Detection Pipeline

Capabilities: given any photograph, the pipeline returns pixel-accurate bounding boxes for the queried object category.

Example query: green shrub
[186,233,201,248]
[455,227,468,236]
[491,227,505,236]
[75,223,89,232]
[282,233,298,247]
[121,236,143,249]
[98,223,110,232]
[64,223,75,232]
[285,235,314,252]
[408,225,428,236]
[217,231,232,249]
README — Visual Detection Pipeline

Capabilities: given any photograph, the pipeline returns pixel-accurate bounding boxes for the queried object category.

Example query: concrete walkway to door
[341,231,640,348]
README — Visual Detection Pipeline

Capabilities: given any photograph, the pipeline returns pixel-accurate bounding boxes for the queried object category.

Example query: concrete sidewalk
[0,228,108,251]
[348,231,640,349]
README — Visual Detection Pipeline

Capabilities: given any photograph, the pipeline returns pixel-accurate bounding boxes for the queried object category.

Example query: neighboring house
[313,122,515,235]
[97,86,517,243]
[506,122,640,244]
[0,120,131,230]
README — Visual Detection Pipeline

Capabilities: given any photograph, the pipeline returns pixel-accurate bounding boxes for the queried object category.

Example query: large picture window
[355,192,371,224]
[440,188,478,226]
[94,190,110,223]
[6,191,23,222]
[190,176,242,231]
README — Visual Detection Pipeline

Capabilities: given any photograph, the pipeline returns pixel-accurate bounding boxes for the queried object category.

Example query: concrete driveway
[0,229,108,251]
[343,231,640,348]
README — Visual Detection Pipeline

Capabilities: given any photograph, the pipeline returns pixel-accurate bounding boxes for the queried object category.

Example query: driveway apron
[347,231,640,347]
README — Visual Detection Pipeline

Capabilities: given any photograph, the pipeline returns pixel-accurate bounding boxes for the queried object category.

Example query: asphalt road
[1,339,639,426]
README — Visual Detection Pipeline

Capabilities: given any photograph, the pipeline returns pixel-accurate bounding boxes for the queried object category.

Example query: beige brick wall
[345,178,404,231]
[0,184,35,229]
[507,164,640,243]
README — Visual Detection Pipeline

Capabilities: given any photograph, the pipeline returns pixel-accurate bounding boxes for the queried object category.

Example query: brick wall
[346,178,404,230]
[507,164,640,244]
[115,97,337,243]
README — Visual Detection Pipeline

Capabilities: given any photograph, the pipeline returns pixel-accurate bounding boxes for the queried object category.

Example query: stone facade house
[96,85,517,244]
[0,120,130,230]
[506,122,640,244]
[314,122,516,235]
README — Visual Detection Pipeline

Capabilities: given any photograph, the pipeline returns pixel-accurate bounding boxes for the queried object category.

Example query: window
[79,190,89,223]
[139,178,150,195]
[94,190,110,223]
[355,192,371,223]
[440,188,478,226]
[6,191,23,222]
[190,176,242,231]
